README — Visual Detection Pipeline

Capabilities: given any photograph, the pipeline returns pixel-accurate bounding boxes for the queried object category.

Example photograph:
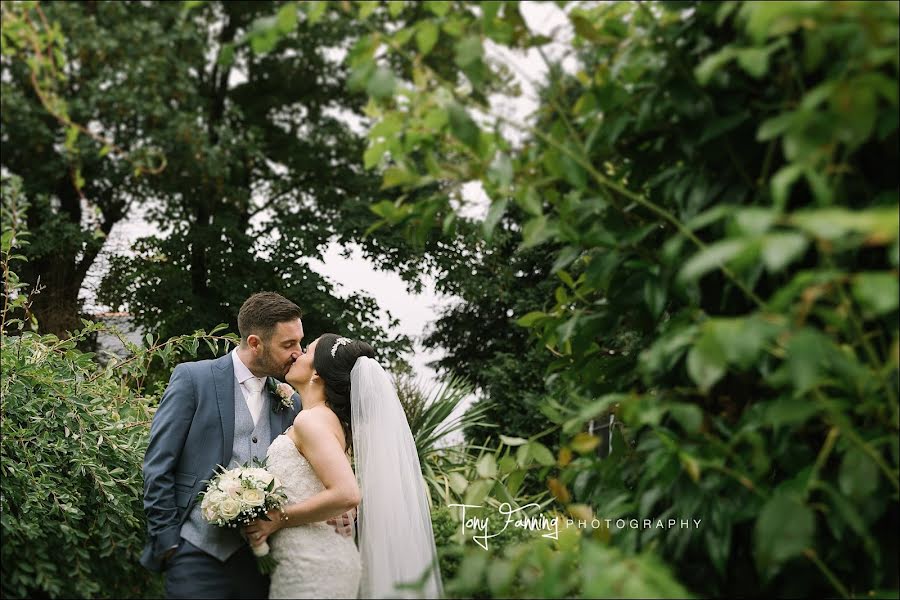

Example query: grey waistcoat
[180,380,273,561]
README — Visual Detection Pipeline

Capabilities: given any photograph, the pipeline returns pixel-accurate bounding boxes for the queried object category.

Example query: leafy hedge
[1,174,240,598]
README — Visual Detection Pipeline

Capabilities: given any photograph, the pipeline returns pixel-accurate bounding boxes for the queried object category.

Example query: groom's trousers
[164,538,269,599]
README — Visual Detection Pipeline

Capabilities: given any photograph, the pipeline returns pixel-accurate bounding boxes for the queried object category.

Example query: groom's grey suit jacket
[140,353,301,572]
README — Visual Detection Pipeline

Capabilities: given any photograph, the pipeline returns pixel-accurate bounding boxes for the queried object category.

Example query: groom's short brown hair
[238,292,302,342]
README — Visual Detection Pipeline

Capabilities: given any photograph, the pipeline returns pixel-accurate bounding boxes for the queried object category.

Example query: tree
[1,1,186,336]
[93,1,409,360]
[2,1,409,360]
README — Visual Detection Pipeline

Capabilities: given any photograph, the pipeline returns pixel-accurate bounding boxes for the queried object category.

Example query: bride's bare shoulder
[291,406,341,438]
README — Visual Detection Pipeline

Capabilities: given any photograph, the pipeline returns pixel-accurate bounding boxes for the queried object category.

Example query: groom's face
[254,318,304,378]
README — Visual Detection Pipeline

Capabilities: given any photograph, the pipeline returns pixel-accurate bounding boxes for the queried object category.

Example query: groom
[140,292,349,598]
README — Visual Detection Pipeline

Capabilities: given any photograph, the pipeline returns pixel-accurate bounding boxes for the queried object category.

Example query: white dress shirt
[231,349,265,425]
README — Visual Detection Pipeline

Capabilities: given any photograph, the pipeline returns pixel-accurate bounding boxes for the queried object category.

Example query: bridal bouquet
[197,458,288,573]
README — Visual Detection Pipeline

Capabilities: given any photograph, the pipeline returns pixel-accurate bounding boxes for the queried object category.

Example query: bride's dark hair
[313,333,375,450]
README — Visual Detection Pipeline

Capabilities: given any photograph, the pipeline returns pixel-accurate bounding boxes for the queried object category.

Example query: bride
[243,333,443,599]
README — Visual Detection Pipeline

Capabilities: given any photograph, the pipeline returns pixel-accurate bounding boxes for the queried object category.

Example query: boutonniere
[267,378,295,413]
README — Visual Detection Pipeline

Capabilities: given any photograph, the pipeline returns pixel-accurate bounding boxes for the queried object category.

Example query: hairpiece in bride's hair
[331,337,352,358]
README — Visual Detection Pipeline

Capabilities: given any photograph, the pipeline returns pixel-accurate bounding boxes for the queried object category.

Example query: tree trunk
[28,277,83,338]
[22,169,121,338]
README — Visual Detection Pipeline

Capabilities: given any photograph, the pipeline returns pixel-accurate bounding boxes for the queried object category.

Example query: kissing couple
[140,292,443,598]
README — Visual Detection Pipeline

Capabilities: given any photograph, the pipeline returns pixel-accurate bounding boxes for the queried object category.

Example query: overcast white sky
[80,1,574,437]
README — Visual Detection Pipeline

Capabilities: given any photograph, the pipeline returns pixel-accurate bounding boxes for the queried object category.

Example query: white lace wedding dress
[266,432,362,599]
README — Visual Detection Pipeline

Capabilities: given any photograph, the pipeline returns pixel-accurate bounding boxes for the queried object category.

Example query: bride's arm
[276,414,360,528]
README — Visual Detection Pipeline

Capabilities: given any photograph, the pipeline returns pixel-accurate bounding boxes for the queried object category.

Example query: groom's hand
[327,508,356,537]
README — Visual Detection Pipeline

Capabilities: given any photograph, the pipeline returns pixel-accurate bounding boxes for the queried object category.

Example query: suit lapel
[212,354,235,467]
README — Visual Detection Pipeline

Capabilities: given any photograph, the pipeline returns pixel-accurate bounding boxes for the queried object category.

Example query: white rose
[203,489,227,508]
[219,478,242,498]
[255,469,276,487]
[203,505,218,522]
[219,497,242,520]
[241,488,266,507]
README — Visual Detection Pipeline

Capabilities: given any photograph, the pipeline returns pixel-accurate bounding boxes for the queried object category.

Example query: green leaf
[817,481,880,559]
[760,232,808,273]
[754,495,815,577]
[448,472,468,495]
[839,447,879,500]
[516,443,532,467]
[476,454,498,479]
[447,102,480,150]
[249,29,280,55]
[785,328,829,395]
[369,114,403,139]
[764,396,821,427]
[734,208,777,235]
[695,47,737,86]
[388,1,405,18]
[357,1,379,19]
[678,239,749,283]
[381,166,414,189]
[667,403,704,433]
[515,311,546,327]
[499,434,528,447]
[426,1,450,17]
[487,152,513,189]
[483,197,508,239]
[790,207,900,243]
[307,1,327,24]
[643,278,666,318]
[276,2,298,33]
[530,442,556,467]
[363,143,386,169]
[506,470,526,496]
[570,14,602,43]
[423,107,447,131]
[498,456,517,474]
[552,246,581,273]
[687,329,727,393]
[416,21,439,56]
[557,270,575,289]
[517,187,543,216]
[743,1,814,44]
[464,479,493,506]
[771,164,803,209]
[757,112,795,141]
[560,153,587,190]
[852,272,899,318]
[736,46,772,78]
[454,35,483,68]
[366,67,396,100]
[520,215,554,249]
